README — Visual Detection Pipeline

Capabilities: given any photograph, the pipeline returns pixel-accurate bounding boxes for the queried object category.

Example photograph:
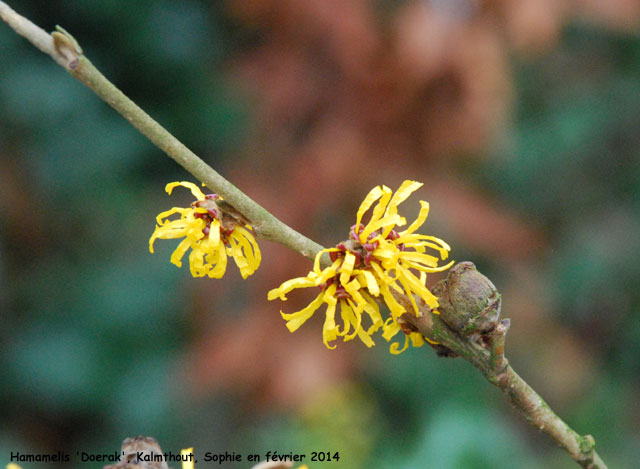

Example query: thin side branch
[400,307,607,469]
[489,319,509,373]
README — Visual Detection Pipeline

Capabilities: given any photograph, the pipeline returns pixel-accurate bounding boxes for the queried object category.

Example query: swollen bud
[432,262,501,335]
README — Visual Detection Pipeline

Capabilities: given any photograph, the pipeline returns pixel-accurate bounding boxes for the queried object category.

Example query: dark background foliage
[1,1,639,467]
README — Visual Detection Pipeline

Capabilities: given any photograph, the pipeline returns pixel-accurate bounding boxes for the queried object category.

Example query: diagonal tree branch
[0,3,607,467]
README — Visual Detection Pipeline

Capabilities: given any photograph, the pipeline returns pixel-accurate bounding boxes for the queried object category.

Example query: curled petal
[355,185,388,232]
[385,180,423,217]
[398,251,442,268]
[205,242,228,278]
[189,242,209,277]
[389,334,411,355]
[396,264,440,309]
[382,317,401,341]
[369,261,403,295]
[360,290,383,335]
[153,220,198,239]
[188,236,226,279]
[165,181,206,200]
[424,335,439,344]
[378,280,406,318]
[227,236,249,276]
[313,248,338,274]
[338,299,360,341]
[360,186,393,242]
[169,237,194,268]
[382,180,423,238]
[399,200,430,236]
[344,298,376,347]
[389,331,426,355]
[396,234,452,256]
[155,206,193,225]
[402,257,455,274]
[396,274,420,315]
[148,221,193,253]
[268,277,316,301]
[322,284,339,348]
[315,259,342,285]
[228,227,261,279]
[235,226,262,272]
[281,292,325,332]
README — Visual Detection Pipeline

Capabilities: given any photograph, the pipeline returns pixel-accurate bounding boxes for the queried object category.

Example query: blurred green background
[1,1,639,468]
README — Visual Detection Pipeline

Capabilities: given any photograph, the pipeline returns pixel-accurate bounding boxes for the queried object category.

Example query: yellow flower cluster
[269,181,453,353]
[149,182,261,279]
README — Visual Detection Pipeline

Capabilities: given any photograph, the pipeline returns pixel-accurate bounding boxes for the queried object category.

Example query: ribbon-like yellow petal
[233,226,261,270]
[339,252,356,287]
[381,180,422,238]
[410,332,426,347]
[399,200,430,236]
[398,251,441,267]
[227,235,249,277]
[382,316,400,341]
[206,242,228,278]
[389,333,411,355]
[281,292,324,332]
[322,290,339,349]
[360,290,383,335]
[378,281,406,318]
[170,237,194,268]
[396,274,419,315]
[361,214,405,241]
[166,181,206,200]
[358,269,380,297]
[385,180,423,217]
[155,206,193,225]
[359,185,393,242]
[355,185,385,231]
[396,234,452,254]
[396,264,440,309]
[209,218,221,245]
[338,300,357,340]
[268,277,316,301]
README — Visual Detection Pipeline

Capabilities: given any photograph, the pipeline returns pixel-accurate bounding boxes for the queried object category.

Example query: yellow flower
[269,180,453,353]
[149,181,261,279]
[268,249,384,349]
